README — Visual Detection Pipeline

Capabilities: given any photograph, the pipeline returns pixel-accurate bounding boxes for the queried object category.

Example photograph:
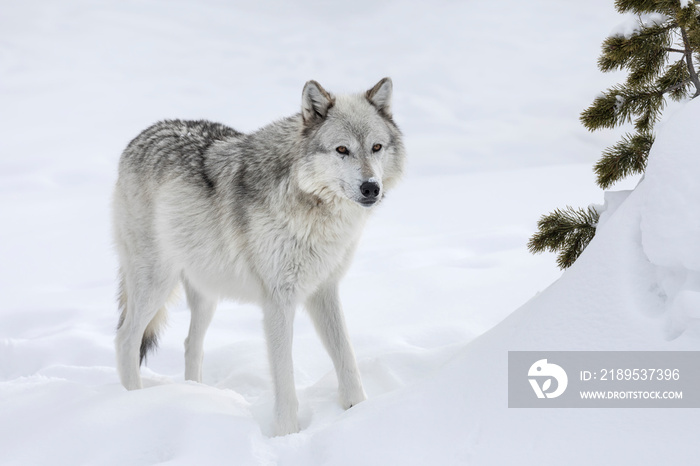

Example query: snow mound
[640,100,700,339]
[641,102,700,271]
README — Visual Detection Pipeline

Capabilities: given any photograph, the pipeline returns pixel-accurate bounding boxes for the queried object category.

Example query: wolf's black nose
[360,181,380,199]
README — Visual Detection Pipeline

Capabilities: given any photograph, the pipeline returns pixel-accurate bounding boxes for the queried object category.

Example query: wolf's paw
[273,419,300,437]
[340,385,367,410]
[273,411,300,437]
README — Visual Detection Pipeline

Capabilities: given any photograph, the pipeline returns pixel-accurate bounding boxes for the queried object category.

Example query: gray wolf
[112,78,405,435]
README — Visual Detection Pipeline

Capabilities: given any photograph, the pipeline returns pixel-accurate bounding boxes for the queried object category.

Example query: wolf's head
[295,78,405,208]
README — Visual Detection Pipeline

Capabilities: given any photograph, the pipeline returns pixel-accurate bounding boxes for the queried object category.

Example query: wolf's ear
[366,77,393,117]
[302,80,334,125]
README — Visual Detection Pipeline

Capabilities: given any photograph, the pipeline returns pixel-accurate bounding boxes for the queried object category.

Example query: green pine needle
[580,87,626,130]
[595,132,654,189]
[528,206,600,269]
[615,0,678,15]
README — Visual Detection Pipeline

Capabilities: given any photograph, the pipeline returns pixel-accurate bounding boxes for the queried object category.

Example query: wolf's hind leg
[115,266,177,390]
[306,282,366,409]
[183,279,217,383]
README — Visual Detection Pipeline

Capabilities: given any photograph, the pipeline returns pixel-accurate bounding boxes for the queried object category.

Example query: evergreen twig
[528,207,600,269]
[594,132,654,188]
[680,25,700,96]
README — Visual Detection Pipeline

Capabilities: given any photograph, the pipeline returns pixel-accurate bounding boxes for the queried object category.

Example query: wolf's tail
[138,308,167,365]
[116,269,169,365]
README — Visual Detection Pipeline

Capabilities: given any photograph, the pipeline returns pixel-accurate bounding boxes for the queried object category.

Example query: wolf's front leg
[306,282,366,409]
[262,297,300,436]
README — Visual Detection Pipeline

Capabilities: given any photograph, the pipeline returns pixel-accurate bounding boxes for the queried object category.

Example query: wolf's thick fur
[113,78,405,435]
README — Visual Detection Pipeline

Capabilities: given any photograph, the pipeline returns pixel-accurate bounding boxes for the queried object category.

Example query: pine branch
[628,91,660,132]
[680,25,700,96]
[581,85,664,131]
[688,22,700,50]
[528,206,600,269]
[661,78,692,94]
[657,58,692,99]
[677,1,700,28]
[599,24,673,73]
[615,0,678,15]
[633,92,664,132]
[581,88,625,130]
[625,43,667,86]
[594,132,654,189]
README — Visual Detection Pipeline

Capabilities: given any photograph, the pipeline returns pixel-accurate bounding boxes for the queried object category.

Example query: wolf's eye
[372,144,382,153]
[336,146,349,155]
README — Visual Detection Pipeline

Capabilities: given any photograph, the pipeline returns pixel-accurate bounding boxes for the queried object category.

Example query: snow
[1,1,698,465]
[609,12,670,39]
[639,101,700,339]
[641,102,700,271]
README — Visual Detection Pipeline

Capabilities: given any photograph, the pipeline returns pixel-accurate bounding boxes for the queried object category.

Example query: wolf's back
[118,119,242,184]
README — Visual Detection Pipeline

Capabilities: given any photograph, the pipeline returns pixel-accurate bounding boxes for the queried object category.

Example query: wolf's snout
[360,181,380,200]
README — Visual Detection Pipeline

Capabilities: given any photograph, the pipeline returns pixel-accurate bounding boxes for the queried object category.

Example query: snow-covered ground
[1,1,698,464]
